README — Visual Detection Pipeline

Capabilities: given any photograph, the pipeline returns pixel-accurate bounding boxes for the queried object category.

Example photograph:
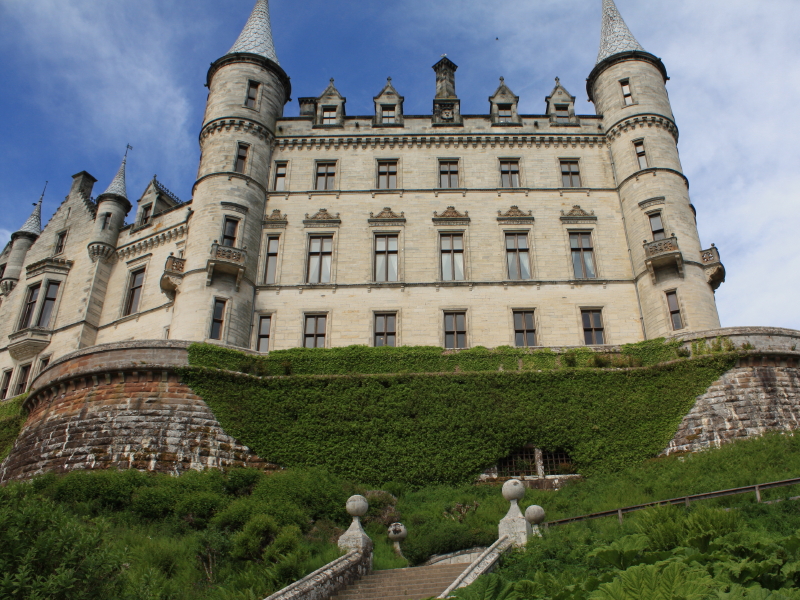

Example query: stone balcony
[8,327,52,361]
[643,236,684,282]
[207,243,247,291]
[160,254,186,296]
[700,244,726,290]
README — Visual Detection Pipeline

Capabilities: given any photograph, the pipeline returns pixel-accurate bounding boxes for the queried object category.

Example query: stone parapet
[670,327,800,353]
[264,549,371,600]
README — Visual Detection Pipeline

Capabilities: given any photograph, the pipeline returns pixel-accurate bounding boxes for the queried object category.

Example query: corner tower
[0,195,42,297]
[170,0,291,346]
[587,0,723,338]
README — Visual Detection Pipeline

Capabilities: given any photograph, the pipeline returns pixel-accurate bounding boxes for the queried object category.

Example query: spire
[596,0,645,64]
[102,149,130,199]
[228,0,279,65]
[17,188,44,236]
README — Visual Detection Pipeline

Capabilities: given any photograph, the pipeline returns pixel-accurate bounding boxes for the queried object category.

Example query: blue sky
[1,0,799,329]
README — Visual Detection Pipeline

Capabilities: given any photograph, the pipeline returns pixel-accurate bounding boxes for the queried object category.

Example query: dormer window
[140,206,152,226]
[322,107,337,125]
[381,105,396,124]
[55,231,67,254]
[497,104,512,123]
[555,105,570,123]
[245,81,260,109]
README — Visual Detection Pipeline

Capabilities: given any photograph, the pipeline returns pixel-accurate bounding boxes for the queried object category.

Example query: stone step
[331,563,466,600]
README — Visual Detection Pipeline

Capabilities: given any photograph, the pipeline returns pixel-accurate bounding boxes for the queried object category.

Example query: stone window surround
[272,160,289,192]
[371,229,404,284]
[120,258,151,319]
[314,159,339,191]
[437,228,470,282]
[137,203,153,228]
[563,226,602,281]
[303,231,339,285]
[13,362,33,397]
[36,354,52,378]
[643,207,671,242]
[501,229,535,281]
[371,309,401,348]
[234,141,251,176]
[508,307,540,348]
[619,78,638,108]
[0,368,12,400]
[251,311,275,353]
[206,296,232,344]
[497,156,524,188]
[219,209,248,250]
[259,232,283,286]
[557,157,584,188]
[53,229,69,256]
[374,157,401,190]
[577,305,607,346]
[437,157,462,189]
[243,79,262,111]
[18,276,66,332]
[663,288,689,331]
[301,311,330,349]
[632,137,649,171]
[441,308,470,350]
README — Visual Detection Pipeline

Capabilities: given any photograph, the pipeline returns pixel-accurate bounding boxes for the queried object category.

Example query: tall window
[222,218,238,247]
[124,269,145,316]
[497,104,512,123]
[307,236,333,283]
[139,206,151,227]
[264,236,280,284]
[666,291,684,330]
[322,107,337,125]
[0,370,12,400]
[377,161,398,189]
[274,162,287,191]
[257,315,271,352]
[621,80,633,106]
[304,315,327,348]
[505,233,531,280]
[14,364,31,396]
[582,310,605,345]
[55,231,67,254]
[440,233,465,281]
[649,213,666,241]
[444,312,467,349]
[245,81,260,109]
[514,311,537,348]
[19,284,41,330]
[570,232,596,279]
[36,282,60,328]
[555,104,570,123]
[374,313,397,347]
[0,264,5,279]
[234,144,249,174]
[374,234,399,282]
[634,140,648,169]
[381,105,396,124]
[315,162,336,190]
[500,160,520,188]
[210,299,226,340]
[439,161,459,188]
[560,160,581,187]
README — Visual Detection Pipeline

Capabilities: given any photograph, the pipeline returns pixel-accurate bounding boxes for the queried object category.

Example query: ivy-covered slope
[182,343,736,486]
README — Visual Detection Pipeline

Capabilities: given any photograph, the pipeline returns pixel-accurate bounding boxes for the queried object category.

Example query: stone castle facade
[0,0,727,398]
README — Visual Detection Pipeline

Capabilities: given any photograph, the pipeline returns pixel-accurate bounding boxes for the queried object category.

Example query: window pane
[388,255,398,281]
[445,333,454,348]
[595,330,605,345]
[457,333,466,348]
[650,214,663,231]
[582,311,592,328]
[387,315,396,331]
[583,252,596,278]
[525,312,535,330]
[388,236,398,251]
[386,334,396,347]
[519,252,531,279]
[317,317,326,334]
[305,318,316,334]
[213,301,225,320]
[310,238,321,252]
[308,256,320,283]
[133,271,145,287]
[440,173,449,188]
[129,288,142,314]
[584,330,594,345]
[593,312,603,329]
[260,317,271,335]
[441,255,452,280]
[667,292,680,312]
[506,235,516,250]
[514,312,523,330]
[210,321,222,340]
[322,237,333,252]
[441,236,451,251]
[515,332,524,347]
[268,238,279,253]
[570,234,579,249]
[265,257,277,284]
[516,235,528,250]
[526,332,537,347]
[672,313,684,330]
[507,253,519,279]
[375,315,385,331]
[376,236,386,252]
[375,254,386,281]
[453,236,463,250]
[453,254,464,280]
[320,255,331,283]
[572,252,584,278]
[581,234,592,249]
[445,314,454,331]
[456,313,465,330]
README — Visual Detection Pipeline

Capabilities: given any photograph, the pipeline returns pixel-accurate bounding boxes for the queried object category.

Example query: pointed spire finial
[596,0,645,64]
[500,76,505,84]
[17,187,44,236]
[102,150,130,199]
[228,0,279,64]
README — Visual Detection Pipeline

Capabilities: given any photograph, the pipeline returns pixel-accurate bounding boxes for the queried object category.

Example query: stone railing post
[498,479,545,547]
[388,522,407,558]
[338,495,373,553]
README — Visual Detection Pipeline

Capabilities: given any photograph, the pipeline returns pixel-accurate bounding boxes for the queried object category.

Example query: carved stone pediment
[433,206,470,225]
[369,207,406,226]
[560,205,597,223]
[303,208,341,227]
[497,206,535,224]
[264,209,288,229]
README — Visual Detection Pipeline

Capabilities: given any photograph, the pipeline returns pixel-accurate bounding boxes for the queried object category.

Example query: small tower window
[274,162,287,191]
[315,162,337,190]
[210,299,227,340]
[381,105,396,124]
[374,313,397,348]
[666,291,685,330]
[36,281,60,328]
[560,160,582,188]
[649,213,666,241]
[634,140,648,169]
[245,81,260,109]
[55,231,68,254]
[500,160,520,188]
[139,206,151,227]
[257,315,271,352]
[621,80,634,106]
[264,236,280,284]
[221,218,239,248]
[304,314,327,348]
[513,311,537,348]
[497,104,513,123]
[234,144,249,174]
[322,107,337,125]
[555,104,570,123]
[582,310,605,345]
[377,161,398,189]
[0,264,5,279]
[18,284,41,331]
[124,269,146,316]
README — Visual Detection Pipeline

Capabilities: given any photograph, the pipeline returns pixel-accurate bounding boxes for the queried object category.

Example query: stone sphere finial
[387,522,407,542]
[502,479,526,502]
[346,495,369,518]
[525,505,546,525]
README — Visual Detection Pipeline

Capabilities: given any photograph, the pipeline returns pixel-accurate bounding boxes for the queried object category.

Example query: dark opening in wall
[496,446,575,478]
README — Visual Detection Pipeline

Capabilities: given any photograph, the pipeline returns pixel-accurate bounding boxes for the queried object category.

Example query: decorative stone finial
[388,522,407,558]
[499,479,531,547]
[339,495,372,552]
[525,505,546,538]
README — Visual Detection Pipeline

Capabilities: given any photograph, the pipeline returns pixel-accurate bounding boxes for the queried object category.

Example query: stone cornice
[200,116,275,144]
[257,279,633,293]
[268,187,616,199]
[116,223,189,261]
[606,113,679,143]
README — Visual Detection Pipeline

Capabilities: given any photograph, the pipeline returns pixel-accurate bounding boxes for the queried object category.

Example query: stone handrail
[437,536,512,598]
[165,255,186,273]
[212,242,246,266]
[643,236,679,258]
[263,548,371,600]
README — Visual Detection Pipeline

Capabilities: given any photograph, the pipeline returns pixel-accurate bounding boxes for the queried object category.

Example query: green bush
[230,514,279,561]
[175,492,228,529]
[0,393,26,461]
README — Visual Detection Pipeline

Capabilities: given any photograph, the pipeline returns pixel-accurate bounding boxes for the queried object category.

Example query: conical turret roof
[596,0,645,64]
[228,0,279,64]
[102,155,128,199]
[17,198,42,236]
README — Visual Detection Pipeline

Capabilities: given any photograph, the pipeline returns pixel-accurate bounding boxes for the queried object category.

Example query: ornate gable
[546,77,579,125]
[560,205,597,223]
[373,78,404,127]
[433,206,470,225]
[489,77,521,126]
[264,209,288,229]
[368,207,406,226]
[303,208,341,227]
[497,206,535,224]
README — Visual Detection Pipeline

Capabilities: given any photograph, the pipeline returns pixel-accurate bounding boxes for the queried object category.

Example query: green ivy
[0,394,27,462]
[180,347,736,486]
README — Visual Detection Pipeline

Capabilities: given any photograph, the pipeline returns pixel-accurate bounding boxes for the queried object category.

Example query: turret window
[222,218,239,248]
[124,269,146,316]
[0,264,5,279]
[36,282,60,329]
[18,284,41,330]
[582,310,605,345]
[497,104,513,123]
[55,231,68,254]
[245,81,260,109]
[439,161,459,189]
[264,236,280,284]
[315,162,337,190]
[322,107,337,125]
[381,105,396,124]
[500,160,520,188]
[377,161,398,189]
[634,140,648,169]
[621,80,634,106]
[560,160,581,187]
[649,213,666,241]
[666,291,685,330]
[210,299,226,340]
[274,162,287,191]
[570,232,597,279]
[234,144,249,174]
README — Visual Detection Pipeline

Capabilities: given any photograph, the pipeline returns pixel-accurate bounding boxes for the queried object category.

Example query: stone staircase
[331,563,466,600]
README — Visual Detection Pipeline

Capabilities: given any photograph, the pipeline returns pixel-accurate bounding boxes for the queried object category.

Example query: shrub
[230,514,279,561]
[174,492,228,529]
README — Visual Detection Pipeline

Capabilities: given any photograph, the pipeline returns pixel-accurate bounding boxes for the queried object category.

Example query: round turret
[88,156,132,263]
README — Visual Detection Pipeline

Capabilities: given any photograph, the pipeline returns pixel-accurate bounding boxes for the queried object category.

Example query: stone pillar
[499,479,531,547]
[339,495,373,553]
